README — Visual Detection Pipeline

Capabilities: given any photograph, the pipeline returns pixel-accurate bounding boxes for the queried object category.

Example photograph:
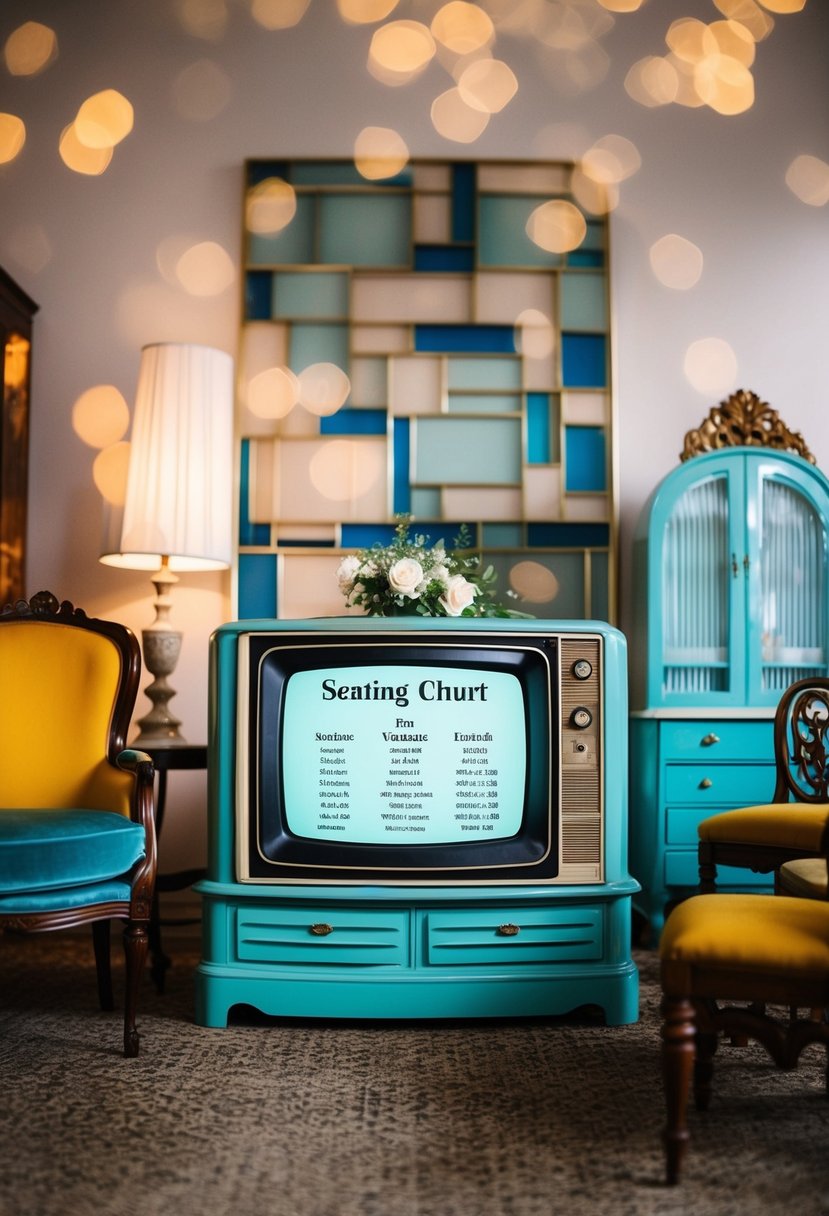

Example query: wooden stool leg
[662,995,696,1185]
[92,919,115,1011]
[122,920,149,1058]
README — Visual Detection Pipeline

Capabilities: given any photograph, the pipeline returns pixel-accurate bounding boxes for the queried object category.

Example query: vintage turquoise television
[196,617,639,1026]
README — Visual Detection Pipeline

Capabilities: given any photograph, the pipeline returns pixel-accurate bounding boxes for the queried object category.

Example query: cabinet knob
[701,733,720,747]
[497,923,521,937]
[309,922,334,936]
[699,777,713,790]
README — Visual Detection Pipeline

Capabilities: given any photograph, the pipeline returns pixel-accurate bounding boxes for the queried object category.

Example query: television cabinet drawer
[235,905,410,967]
[659,720,773,761]
[664,763,773,805]
[424,906,603,966]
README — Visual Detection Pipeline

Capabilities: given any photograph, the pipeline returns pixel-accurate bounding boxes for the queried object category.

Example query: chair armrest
[116,748,157,917]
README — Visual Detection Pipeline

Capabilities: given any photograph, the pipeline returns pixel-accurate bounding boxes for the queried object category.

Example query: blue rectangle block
[414,325,515,353]
[320,409,387,435]
[527,523,609,548]
[238,439,271,546]
[567,250,605,268]
[340,524,399,549]
[526,393,551,464]
[565,426,607,492]
[393,419,410,515]
[414,245,475,272]
[238,554,277,619]
[452,163,476,242]
[245,271,273,321]
[562,334,607,387]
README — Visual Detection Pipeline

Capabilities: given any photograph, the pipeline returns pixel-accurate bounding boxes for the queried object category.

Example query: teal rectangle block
[414,417,521,485]
[272,272,349,319]
[483,523,523,547]
[238,439,271,546]
[289,323,349,374]
[448,393,521,414]
[410,487,441,518]
[448,357,521,390]
[238,554,277,619]
[247,193,315,265]
[560,273,607,331]
[562,333,607,387]
[478,196,564,268]
[526,393,551,464]
[565,426,607,492]
[319,194,412,266]
[393,418,410,515]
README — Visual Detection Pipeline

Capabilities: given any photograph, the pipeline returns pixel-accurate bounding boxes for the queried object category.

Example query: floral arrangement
[336,516,529,619]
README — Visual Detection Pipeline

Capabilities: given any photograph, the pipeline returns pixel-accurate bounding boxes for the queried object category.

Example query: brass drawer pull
[699,777,713,790]
[497,923,521,937]
[701,733,720,747]
[309,922,334,936]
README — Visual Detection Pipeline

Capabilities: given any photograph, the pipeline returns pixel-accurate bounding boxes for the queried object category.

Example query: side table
[143,743,208,991]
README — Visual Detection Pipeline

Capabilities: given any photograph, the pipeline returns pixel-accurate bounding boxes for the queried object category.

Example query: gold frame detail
[680,388,814,464]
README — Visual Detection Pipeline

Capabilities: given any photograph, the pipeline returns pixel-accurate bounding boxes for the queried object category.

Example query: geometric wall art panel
[238,159,615,622]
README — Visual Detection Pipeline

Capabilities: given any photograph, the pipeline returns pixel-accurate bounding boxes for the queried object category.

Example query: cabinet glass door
[660,468,743,702]
[751,467,829,700]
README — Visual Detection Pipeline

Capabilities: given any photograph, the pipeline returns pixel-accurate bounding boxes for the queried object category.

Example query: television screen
[281,663,527,846]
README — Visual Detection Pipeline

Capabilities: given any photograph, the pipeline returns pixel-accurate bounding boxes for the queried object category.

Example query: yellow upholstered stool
[779,857,829,900]
[697,678,829,893]
[659,892,829,1184]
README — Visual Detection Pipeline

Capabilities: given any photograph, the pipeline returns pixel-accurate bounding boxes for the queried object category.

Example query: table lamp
[101,342,234,744]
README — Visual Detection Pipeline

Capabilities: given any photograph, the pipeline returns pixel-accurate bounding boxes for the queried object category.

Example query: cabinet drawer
[236,906,410,967]
[664,851,775,891]
[660,720,773,761]
[425,906,602,966]
[664,763,774,805]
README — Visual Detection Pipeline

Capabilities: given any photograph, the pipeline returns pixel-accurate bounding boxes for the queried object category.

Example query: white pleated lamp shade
[101,343,234,571]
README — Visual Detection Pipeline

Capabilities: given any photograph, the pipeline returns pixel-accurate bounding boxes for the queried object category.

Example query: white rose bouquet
[336,516,530,619]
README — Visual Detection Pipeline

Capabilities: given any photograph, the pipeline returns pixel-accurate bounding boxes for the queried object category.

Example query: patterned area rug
[1,932,828,1216]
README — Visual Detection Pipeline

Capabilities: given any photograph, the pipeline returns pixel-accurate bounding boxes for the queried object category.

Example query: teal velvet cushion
[0,879,134,915]
[0,809,145,894]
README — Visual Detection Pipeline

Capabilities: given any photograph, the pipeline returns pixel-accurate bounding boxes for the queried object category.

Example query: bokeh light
[581,134,641,185]
[368,19,436,85]
[4,21,57,76]
[171,59,232,121]
[0,114,26,165]
[176,0,228,40]
[247,366,301,419]
[93,441,131,506]
[430,87,490,142]
[709,19,756,66]
[509,560,560,604]
[251,0,311,27]
[514,309,556,360]
[624,55,679,107]
[246,177,297,234]
[337,0,399,22]
[570,165,618,215]
[785,155,829,207]
[757,0,804,11]
[7,224,52,274]
[683,337,739,396]
[431,3,495,55]
[72,385,131,449]
[175,241,236,296]
[695,54,755,114]
[74,90,134,149]
[649,234,704,290]
[59,124,113,175]
[457,58,518,113]
[526,199,587,254]
[309,439,384,503]
[666,17,718,63]
[711,0,774,42]
[298,362,351,415]
[354,126,410,180]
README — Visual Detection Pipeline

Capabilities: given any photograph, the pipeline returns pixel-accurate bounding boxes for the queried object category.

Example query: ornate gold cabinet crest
[681,388,814,463]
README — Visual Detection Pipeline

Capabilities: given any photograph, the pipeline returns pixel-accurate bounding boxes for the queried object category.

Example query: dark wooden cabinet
[0,267,38,606]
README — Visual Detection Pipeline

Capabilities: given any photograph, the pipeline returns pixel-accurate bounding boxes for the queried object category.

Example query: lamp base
[135,628,186,744]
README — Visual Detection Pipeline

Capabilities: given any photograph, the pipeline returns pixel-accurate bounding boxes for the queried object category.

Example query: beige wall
[1,0,828,870]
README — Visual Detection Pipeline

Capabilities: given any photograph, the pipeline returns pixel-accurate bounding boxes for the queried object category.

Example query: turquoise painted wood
[630,447,829,935]
[195,617,639,1027]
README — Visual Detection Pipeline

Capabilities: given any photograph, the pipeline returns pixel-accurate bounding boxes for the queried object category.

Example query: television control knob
[573,659,593,680]
[571,706,593,729]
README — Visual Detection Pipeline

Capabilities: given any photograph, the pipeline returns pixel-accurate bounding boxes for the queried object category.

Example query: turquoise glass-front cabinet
[629,446,829,934]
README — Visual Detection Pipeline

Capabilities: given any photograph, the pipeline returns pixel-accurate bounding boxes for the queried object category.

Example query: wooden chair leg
[661,995,696,1185]
[693,1029,717,1111]
[92,919,115,1011]
[122,920,149,1058]
[698,843,717,894]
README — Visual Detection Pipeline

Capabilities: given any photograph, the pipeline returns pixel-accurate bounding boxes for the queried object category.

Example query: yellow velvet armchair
[698,677,829,893]
[0,591,156,1057]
